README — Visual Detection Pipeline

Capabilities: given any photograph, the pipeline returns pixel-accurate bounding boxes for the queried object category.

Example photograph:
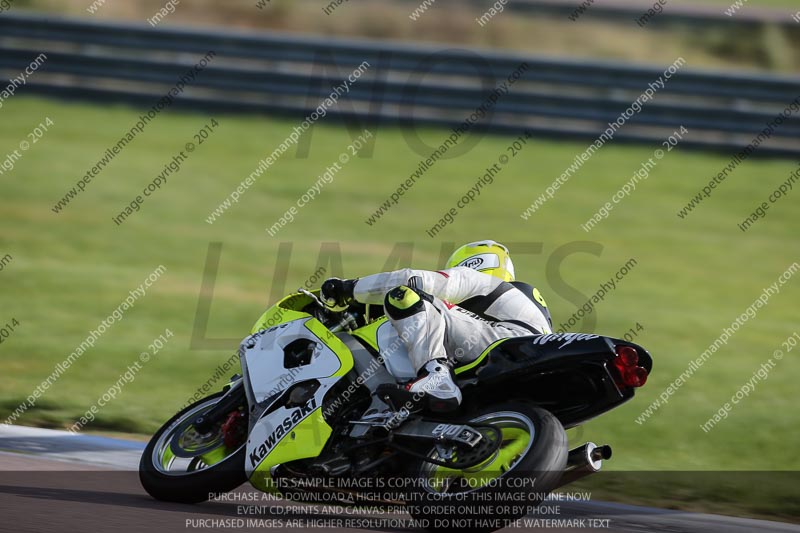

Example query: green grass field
[1,96,798,517]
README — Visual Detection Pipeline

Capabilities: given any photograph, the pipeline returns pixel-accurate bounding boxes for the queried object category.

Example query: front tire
[405,401,567,533]
[139,391,247,503]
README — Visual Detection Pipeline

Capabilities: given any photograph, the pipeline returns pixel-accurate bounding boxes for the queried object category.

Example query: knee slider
[385,285,425,320]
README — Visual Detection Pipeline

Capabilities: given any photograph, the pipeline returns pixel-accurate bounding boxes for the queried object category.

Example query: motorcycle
[140,285,652,532]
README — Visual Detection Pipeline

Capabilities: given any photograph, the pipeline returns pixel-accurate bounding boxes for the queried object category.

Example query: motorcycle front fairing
[239,304,354,493]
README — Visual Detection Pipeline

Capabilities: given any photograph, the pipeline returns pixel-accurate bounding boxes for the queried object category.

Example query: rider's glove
[320,278,357,310]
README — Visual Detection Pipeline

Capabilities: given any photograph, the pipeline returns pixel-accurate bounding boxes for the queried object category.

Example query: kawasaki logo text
[249,397,317,467]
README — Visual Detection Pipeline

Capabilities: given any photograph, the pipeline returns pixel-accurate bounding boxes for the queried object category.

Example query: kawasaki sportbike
[140,285,652,532]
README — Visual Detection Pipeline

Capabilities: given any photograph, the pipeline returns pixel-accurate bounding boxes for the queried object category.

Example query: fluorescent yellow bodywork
[351,317,386,353]
[249,408,333,492]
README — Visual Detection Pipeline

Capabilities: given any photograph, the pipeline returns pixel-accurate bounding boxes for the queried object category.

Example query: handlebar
[328,312,358,333]
[298,287,358,333]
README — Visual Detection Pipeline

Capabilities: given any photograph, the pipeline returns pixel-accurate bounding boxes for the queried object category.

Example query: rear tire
[139,392,247,503]
[405,401,567,533]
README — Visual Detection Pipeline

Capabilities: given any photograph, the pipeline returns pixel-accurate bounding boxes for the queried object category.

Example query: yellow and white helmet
[445,240,515,282]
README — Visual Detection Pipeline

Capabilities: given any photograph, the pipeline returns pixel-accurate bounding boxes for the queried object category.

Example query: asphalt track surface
[0,426,798,533]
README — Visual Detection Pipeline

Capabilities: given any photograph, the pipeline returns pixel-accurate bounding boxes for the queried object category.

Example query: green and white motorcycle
[140,287,652,532]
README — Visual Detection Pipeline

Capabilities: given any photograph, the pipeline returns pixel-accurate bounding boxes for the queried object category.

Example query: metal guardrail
[0,12,798,157]
[487,0,799,27]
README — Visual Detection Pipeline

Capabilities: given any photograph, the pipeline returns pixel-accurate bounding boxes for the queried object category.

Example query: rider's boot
[405,358,462,413]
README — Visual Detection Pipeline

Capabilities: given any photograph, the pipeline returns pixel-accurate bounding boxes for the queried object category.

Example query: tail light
[612,345,648,388]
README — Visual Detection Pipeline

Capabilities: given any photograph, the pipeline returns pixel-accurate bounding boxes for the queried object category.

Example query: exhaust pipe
[555,442,612,488]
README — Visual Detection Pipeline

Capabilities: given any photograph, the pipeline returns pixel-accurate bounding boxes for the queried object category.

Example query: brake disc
[169,416,225,458]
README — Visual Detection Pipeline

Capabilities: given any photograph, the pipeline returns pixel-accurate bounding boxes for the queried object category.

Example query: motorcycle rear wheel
[405,401,567,533]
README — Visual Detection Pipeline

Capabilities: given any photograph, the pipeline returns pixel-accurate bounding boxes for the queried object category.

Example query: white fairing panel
[243,318,342,404]
[374,320,416,380]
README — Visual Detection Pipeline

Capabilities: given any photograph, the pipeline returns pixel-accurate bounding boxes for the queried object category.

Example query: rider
[321,240,553,412]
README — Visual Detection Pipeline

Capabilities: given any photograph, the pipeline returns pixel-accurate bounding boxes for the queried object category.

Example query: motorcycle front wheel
[139,391,247,503]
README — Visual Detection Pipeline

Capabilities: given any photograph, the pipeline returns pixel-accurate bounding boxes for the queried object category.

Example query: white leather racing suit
[352,267,552,373]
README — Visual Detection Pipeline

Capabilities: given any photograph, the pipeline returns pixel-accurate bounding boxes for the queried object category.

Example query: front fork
[192,377,246,434]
